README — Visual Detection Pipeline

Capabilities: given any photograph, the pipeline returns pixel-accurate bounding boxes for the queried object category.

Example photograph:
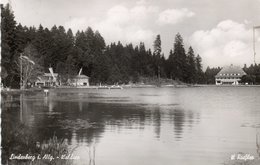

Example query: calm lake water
[2,87,260,165]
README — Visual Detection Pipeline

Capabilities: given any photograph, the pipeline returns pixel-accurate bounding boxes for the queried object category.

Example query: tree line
[1,4,260,87]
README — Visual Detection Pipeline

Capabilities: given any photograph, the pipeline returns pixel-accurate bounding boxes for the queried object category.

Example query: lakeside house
[69,68,89,87]
[35,68,59,87]
[70,74,89,86]
[34,67,89,87]
[215,64,246,85]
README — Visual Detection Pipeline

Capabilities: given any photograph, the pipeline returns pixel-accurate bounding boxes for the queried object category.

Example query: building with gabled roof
[69,68,90,86]
[35,68,59,87]
[215,64,246,85]
[71,74,89,86]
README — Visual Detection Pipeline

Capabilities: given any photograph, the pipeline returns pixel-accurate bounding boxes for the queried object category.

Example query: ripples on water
[2,87,260,165]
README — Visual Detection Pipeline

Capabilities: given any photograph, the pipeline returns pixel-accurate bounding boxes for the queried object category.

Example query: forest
[1,4,260,88]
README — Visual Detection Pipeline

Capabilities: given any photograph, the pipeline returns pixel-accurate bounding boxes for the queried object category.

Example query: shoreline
[1,84,260,94]
[1,88,43,94]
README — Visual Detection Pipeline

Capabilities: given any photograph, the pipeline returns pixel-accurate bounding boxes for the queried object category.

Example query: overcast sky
[3,0,260,68]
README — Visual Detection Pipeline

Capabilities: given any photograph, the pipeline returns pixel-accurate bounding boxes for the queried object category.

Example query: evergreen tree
[66,28,74,45]
[167,49,175,79]
[186,47,196,83]
[243,64,260,84]
[93,30,106,55]
[160,54,167,78]
[91,31,109,84]
[75,30,87,51]
[195,54,204,83]
[172,33,187,81]
[204,66,221,84]
[73,27,96,76]
[91,53,111,84]
[15,23,27,53]
[153,34,162,79]
[131,44,141,78]
[1,4,19,87]
[139,42,151,76]
[33,25,51,70]
[2,3,213,86]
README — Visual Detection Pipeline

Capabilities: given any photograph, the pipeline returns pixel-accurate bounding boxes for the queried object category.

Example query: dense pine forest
[1,4,260,87]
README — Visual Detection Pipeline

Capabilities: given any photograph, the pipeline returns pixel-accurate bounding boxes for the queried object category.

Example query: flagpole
[253,26,260,64]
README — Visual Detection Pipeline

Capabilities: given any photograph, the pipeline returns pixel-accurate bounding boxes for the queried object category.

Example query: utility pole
[253,26,260,64]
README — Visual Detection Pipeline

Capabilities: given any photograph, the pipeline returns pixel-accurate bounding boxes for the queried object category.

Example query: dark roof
[215,65,246,78]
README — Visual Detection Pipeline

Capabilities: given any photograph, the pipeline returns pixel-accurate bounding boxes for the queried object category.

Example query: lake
[2,87,260,165]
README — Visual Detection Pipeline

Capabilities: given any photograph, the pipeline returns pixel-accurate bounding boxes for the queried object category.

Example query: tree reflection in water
[2,90,200,164]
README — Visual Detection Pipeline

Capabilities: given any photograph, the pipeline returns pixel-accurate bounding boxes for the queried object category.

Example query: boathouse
[215,65,246,85]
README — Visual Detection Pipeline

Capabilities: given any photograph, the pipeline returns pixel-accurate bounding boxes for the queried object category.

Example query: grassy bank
[1,107,73,165]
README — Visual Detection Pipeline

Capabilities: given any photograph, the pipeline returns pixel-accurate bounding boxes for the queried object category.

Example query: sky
[3,0,260,68]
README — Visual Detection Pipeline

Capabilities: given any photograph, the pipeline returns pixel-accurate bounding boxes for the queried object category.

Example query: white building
[215,65,246,85]
[71,75,89,86]
[35,68,59,87]
[69,68,89,86]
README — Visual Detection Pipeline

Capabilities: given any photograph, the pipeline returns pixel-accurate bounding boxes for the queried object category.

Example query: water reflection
[172,109,185,140]
[2,87,260,165]
[16,90,199,145]
[153,108,161,139]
